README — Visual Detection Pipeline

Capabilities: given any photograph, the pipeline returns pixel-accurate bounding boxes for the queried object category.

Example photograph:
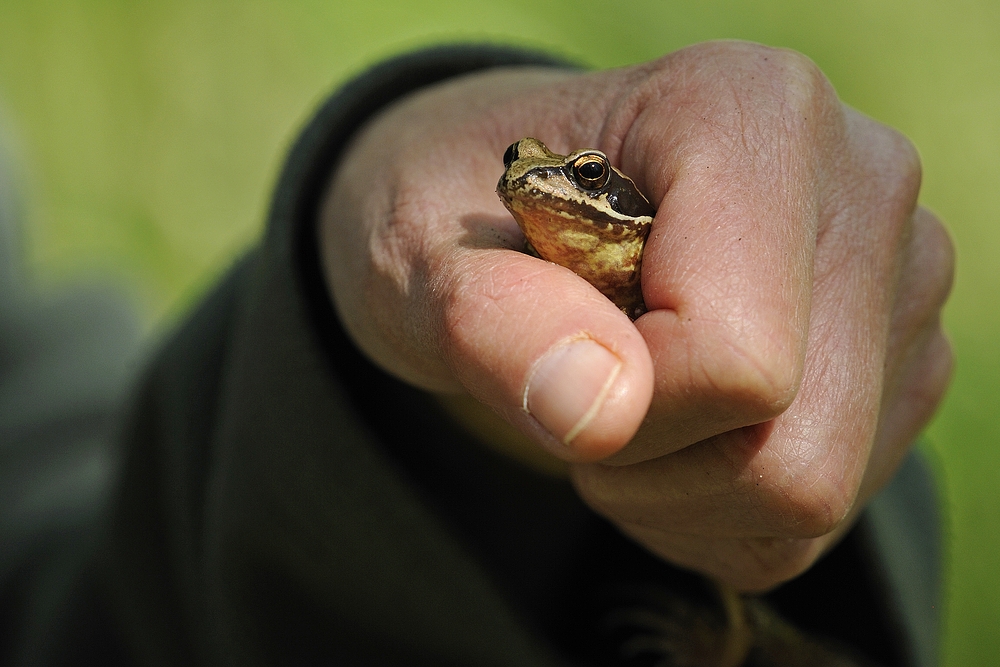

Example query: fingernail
[524,337,623,446]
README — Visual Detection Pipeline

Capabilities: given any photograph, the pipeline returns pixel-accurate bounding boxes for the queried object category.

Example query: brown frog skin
[496,138,655,320]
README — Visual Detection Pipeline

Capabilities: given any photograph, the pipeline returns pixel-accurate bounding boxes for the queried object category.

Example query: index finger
[604,43,840,463]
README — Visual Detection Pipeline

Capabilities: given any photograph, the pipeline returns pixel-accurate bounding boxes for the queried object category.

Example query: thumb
[435,244,654,462]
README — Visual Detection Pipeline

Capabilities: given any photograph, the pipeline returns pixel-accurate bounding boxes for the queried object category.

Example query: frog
[496,137,655,320]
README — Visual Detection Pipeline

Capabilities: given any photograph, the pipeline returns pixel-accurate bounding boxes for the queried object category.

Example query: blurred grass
[0,0,997,663]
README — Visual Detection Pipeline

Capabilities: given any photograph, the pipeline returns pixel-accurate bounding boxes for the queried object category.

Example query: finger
[884,208,955,357]
[666,312,951,590]
[601,45,841,463]
[869,324,952,487]
[435,244,655,461]
[865,206,954,492]
[574,105,928,541]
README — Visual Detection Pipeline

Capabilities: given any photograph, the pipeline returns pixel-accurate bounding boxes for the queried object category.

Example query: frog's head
[496,137,654,319]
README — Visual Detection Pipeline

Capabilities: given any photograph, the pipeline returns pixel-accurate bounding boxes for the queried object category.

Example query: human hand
[318,41,953,591]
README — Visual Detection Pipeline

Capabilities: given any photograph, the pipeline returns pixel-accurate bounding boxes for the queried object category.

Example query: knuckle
[703,332,802,420]
[750,461,855,539]
[850,123,922,225]
[785,486,852,539]
[893,208,956,335]
[764,48,838,116]
[770,47,826,89]
[881,128,923,206]
[777,498,850,540]
[663,41,837,112]
[905,328,954,423]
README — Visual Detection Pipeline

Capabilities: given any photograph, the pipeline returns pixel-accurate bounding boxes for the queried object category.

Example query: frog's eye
[572,155,610,190]
[503,142,519,169]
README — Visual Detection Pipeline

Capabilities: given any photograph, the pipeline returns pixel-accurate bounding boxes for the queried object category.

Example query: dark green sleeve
[99,45,579,667]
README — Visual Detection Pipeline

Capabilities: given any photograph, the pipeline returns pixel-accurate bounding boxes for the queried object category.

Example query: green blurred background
[0,0,996,663]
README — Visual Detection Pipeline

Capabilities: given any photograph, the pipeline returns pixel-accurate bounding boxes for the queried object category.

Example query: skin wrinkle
[661,214,809,361]
[768,438,844,530]
[692,271,803,408]
[779,386,877,524]
[443,252,626,405]
[816,134,917,285]
[458,259,556,317]
[328,168,458,391]
[370,168,473,318]
[380,217,466,386]
[562,75,625,153]
[620,53,824,418]
[370,221,414,296]
[694,334,789,412]
[672,57,920,576]
[728,324,868,536]
[735,426,847,537]
[609,71,742,201]
[443,258,523,346]
[484,71,600,159]
[698,252,786,336]
[712,438,780,522]
[717,65,796,167]
[401,225,467,360]
[591,466,826,544]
